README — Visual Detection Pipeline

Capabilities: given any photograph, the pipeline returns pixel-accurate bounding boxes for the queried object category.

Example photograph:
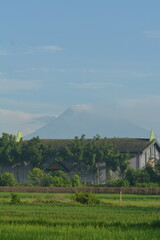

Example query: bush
[106,179,130,187]
[54,171,71,186]
[0,172,16,186]
[72,174,81,187]
[10,193,21,204]
[73,191,100,205]
[124,168,150,186]
[41,173,55,187]
[28,168,44,185]
[136,182,160,188]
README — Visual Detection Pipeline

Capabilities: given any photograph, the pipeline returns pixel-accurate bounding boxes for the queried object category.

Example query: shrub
[41,173,55,187]
[124,168,150,186]
[50,176,67,187]
[72,174,81,187]
[136,182,160,188]
[54,171,71,186]
[28,168,44,185]
[106,179,130,187]
[10,193,21,204]
[73,191,100,204]
[0,172,16,186]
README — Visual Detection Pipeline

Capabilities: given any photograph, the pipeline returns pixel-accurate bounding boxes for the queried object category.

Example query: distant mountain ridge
[25,106,149,139]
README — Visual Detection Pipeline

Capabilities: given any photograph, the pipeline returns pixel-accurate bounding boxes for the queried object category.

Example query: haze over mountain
[25,105,149,139]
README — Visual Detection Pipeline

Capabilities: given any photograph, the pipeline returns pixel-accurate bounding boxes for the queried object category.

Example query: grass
[0,192,159,239]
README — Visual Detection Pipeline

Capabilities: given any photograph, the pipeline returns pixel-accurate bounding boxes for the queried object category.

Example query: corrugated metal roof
[39,138,152,153]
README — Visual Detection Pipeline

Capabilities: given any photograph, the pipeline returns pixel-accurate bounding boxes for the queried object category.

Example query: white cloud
[21,45,63,55]
[71,104,93,112]
[0,96,66,114]
[31,67,49,72]
[144,31,160,39]
[0,78,42,92]
[36,45,63,52]
[69,82,122,89]
[0,109,56,136]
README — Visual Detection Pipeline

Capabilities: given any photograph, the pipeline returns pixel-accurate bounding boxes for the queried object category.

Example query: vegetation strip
[0,186,160,194]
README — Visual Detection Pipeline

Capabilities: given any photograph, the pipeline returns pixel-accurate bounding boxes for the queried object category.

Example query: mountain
[25,106,149,139]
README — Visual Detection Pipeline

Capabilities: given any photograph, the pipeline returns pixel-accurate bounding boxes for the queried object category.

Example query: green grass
[0,193,159,239]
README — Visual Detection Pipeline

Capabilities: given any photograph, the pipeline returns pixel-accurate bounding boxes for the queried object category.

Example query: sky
[1,0,160,136]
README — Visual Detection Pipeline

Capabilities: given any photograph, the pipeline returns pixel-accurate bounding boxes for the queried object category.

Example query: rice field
[0,192,159,240]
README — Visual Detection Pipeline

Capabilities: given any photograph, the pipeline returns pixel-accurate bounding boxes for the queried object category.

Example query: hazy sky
[1,0,160,136]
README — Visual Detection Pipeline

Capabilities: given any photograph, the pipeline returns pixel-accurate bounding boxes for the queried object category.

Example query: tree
[64,134,87,173]
[0,172,16,186]
[124,168,150,186]
[72,174,81,187]
[41,173,55,187]
[54,170,71,186]
[62,135,130,183]
[145,164,157,182]
[0,133,22,165]
[28,168,44,185]
[22,137,45,167]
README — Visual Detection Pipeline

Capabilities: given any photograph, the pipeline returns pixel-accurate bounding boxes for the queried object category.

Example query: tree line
[0,133,129,176]
[0,132,160,187]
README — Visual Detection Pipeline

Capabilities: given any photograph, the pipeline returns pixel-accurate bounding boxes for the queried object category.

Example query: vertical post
[120,190,122,206]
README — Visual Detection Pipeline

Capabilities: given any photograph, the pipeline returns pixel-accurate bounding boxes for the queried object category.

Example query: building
[42,131,160,184]
[0,131,159,184]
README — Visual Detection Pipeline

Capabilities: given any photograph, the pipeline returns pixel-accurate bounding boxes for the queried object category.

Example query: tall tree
[22,137,44,167]
[0,133,22,165]
[62,135,129,179]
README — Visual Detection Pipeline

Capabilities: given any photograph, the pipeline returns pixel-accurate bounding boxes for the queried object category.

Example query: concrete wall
[129,156,138,169]
[139,143,160,169]
[0,163,32,183]
[77,162,107,184]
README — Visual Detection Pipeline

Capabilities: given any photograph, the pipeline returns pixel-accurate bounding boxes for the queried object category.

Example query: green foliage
[41,173,54,187]
[10,193,21,204]
[42,174,71,187]
[136,182,160,188]
[62,135,129,180]
[1,132,160,186]
[144,164,158,182]
[0,134,57,168]
[73,191,100,204]
[21,137,56,167]
[0,172,16,186]
[50,170,72,187]
[28,169,72,187]
[28,168,44,185]
[106,179,130,187]
[72,174,81,187]
[124,164,160,186]
[50,176,67,187]
[22,137,45,167]
[124,168,150,186]
[0,133,22,165]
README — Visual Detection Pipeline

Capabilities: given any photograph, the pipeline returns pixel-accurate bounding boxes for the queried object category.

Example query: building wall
[135,143,160,169]
[129,156,138,169]
[0,163,32,183]
[74,162,106,184]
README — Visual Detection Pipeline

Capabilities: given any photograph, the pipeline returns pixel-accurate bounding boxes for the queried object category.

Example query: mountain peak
[25,105,149,140]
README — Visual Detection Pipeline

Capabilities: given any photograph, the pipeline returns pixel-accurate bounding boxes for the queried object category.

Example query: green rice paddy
[0,192,159,240]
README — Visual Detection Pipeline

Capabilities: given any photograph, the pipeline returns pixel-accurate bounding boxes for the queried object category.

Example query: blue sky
[1,0,160,136]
